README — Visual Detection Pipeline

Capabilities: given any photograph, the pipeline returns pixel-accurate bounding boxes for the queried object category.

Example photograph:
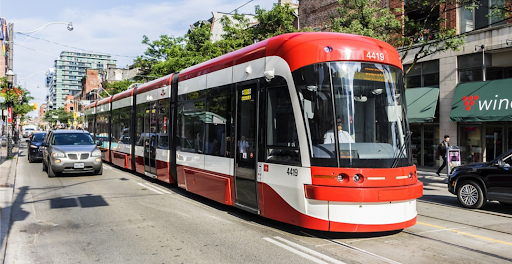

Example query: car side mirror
[41,142,48,147]
[497,159,504,168]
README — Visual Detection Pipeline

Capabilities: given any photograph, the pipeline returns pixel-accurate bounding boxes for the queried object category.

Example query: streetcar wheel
[457,181,486,209]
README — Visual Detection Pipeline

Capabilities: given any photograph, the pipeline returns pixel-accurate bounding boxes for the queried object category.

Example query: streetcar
[84,32,423,232]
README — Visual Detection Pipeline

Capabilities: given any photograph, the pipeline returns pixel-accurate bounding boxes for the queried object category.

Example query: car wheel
[457,180,486,209]
[42,160,47,172]
[47,161,56,178]
[28,153,32,162]
[94,166,103,175]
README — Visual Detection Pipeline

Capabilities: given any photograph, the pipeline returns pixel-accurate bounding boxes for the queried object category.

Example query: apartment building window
[459,0,506,33]
[404,60,439,88]
[458,53,491,83]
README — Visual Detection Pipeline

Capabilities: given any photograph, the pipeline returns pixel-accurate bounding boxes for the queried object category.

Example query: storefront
[450,78,512,164]
[406,87,440,167]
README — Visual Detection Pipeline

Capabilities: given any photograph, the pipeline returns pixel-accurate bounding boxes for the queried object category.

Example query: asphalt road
[4,144,512,264]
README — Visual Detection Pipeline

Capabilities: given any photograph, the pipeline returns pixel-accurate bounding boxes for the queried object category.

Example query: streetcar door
[234,81,260,213]
[144,103,158,177]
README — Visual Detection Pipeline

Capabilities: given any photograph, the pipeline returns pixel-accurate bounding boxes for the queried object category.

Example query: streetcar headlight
[337,174,344,183]
[353,174,364,183]
[92,149,102,157]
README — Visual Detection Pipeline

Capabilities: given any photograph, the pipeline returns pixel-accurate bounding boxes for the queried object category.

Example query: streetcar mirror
[303,99,314,119]
[386,105,402,122]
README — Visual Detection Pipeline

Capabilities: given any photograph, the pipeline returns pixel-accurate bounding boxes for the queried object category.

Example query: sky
[0,0,279,117]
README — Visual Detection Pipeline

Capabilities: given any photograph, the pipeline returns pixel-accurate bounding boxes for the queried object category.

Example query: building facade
[47,51,116,110]
[38,104,47,120]
[299,0,512,168]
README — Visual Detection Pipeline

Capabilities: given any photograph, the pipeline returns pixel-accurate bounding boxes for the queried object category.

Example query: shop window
[459,0,506,33]
[404,60,439,88]
[458,53,491,83]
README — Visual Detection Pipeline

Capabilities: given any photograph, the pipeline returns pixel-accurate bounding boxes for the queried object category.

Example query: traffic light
[33,102,38,110]
[73,112,78,119]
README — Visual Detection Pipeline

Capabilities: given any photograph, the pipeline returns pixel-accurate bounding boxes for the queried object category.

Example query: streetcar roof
[178,32,402,82]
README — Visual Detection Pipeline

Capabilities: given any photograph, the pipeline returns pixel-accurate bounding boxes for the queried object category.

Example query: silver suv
[42,130,103,177]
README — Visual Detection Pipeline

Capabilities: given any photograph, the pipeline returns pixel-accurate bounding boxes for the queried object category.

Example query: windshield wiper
[392,131,411,168]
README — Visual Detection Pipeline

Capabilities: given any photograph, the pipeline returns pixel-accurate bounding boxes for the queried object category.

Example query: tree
[330,0,512,75]
[43,108,73,126]
[0,77,34,122]
[135,3,304,77]
[101,79,138,98]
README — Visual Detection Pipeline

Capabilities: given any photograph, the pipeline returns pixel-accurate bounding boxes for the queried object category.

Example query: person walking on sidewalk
[436,135,450,176]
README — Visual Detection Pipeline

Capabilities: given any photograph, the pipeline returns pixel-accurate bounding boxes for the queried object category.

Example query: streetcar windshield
[294,62,411,168]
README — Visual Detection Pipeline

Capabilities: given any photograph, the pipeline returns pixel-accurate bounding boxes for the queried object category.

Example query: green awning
[405,87,439,123]
[450,79,512,122]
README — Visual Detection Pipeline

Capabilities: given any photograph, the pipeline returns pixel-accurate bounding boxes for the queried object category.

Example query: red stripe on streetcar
[304,181,423,203]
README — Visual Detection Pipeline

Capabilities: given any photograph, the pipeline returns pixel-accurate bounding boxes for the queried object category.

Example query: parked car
[41,130,103,177]
[448,149,512,209]
[28,132,47,163]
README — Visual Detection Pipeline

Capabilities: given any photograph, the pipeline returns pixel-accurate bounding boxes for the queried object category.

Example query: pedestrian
[436,135,450,176]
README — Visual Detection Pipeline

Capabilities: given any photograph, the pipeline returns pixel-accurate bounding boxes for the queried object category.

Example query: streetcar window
[266,81,300,164]
[294,62,411,168]
[205,85,232,157]
[158,99,170,150]
[135,104,145,146]
[178,98,206,154]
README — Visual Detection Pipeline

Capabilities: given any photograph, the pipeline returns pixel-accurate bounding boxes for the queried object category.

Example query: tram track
[417,199,512,236]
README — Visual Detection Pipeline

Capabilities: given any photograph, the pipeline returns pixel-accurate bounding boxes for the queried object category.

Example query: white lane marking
[144,183,172,194]
[273,236,346,264]
[263,237,331,264]
[327,240,401,264]
[137,183,164,194]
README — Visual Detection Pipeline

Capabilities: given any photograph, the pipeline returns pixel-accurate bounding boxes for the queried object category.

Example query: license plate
[74,163,85,168]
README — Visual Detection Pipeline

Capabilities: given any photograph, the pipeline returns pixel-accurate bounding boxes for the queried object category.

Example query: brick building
[73,69,101,114]
[63,94,74,113]
[298,0,512,168]
[38,104,47,120]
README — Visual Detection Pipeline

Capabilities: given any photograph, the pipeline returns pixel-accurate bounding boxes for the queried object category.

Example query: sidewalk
[0,142,19,264]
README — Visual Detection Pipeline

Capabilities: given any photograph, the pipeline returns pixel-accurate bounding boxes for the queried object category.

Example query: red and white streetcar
[84,32,423,232]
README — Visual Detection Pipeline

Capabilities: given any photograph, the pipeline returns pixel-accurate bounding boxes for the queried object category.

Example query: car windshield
[53,133,94,145]
[31,134,46,142]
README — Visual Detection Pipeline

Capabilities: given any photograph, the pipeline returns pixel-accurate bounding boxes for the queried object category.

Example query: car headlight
[92,149,102,157]
[30,144,38,148]
[51,152,65,158]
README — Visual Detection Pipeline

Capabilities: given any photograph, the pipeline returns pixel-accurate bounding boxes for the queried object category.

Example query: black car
[28,132,47,163]
[448,149,512,209]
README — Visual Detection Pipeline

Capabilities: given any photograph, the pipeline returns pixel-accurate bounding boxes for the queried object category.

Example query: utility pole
[6,22,14,157]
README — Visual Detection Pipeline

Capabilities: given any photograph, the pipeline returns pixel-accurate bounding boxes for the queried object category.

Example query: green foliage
[330,0,511,75]
[101,79,138,97]
[0,77,34,122]
[134,3,302,78]
[331,0,402,43]
[253,3,300,40]
[43,108,73,125]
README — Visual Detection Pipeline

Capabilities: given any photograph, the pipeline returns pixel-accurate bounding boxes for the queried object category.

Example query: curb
[0,145,19,264]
